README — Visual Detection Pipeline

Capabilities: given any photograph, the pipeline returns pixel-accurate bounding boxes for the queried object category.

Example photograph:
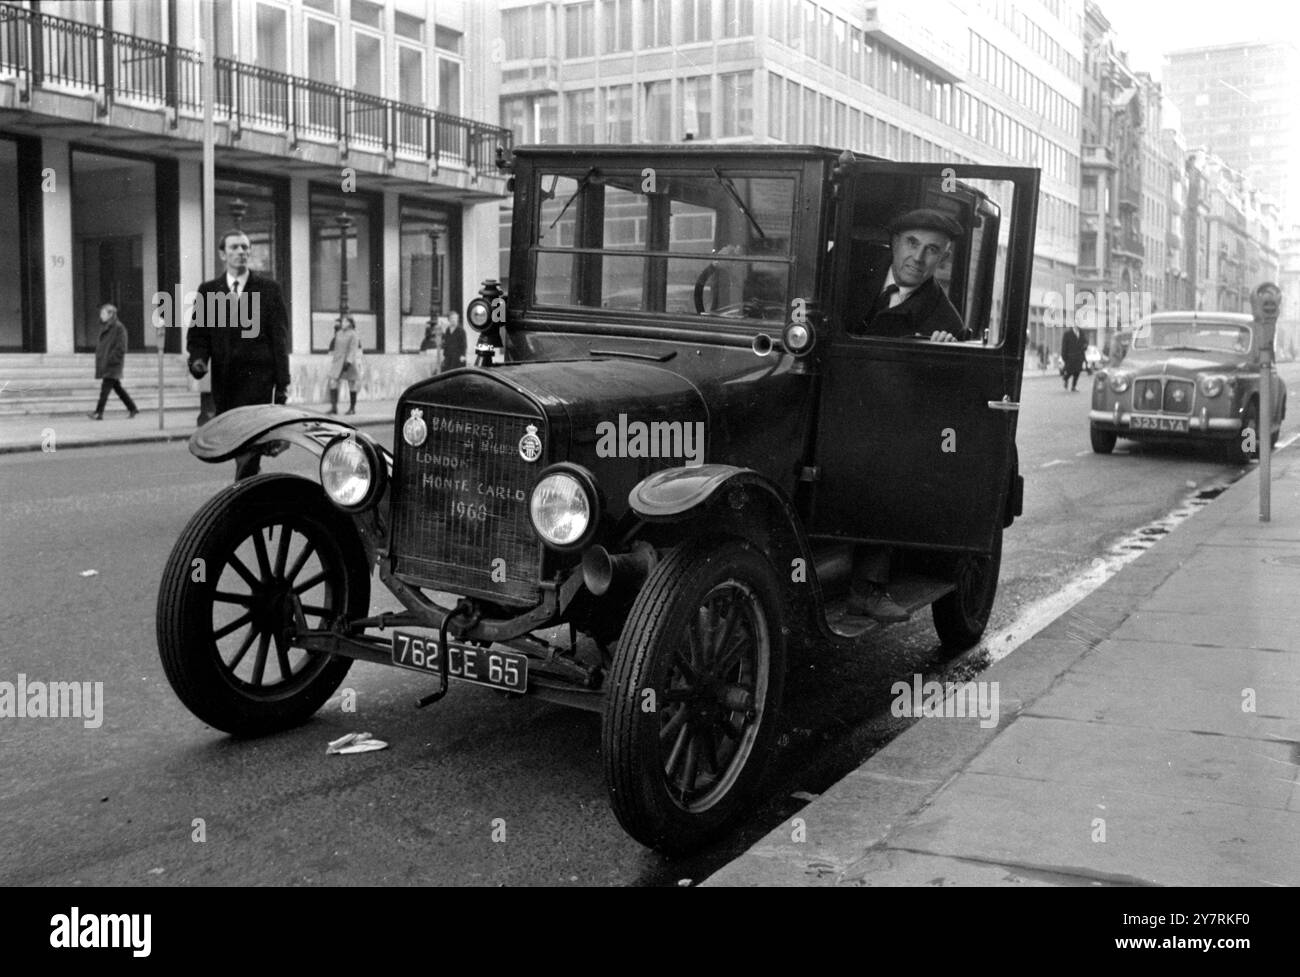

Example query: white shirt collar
[882,269,919,306]
[227,270,249,291]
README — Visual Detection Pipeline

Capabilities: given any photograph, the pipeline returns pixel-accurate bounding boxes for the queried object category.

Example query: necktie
[866,284,899,325]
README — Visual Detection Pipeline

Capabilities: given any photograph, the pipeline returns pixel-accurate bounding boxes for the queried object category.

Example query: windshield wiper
[711,167,766,243]
[549,167,598,230]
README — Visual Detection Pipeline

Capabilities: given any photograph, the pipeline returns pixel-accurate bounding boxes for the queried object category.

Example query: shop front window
[310,190,379,352]
[399,202,457,352]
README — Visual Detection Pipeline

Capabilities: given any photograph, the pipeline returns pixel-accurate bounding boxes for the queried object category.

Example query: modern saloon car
[1089,311,1285,462]
[158,146,1040,852]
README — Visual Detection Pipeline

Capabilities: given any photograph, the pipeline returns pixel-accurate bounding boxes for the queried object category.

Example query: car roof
[512,144,885,163]
[1139,311,1253,326]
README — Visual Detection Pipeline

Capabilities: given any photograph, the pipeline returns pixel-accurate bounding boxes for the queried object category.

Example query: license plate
[1130,413,1189,433]
[391,630,528,692]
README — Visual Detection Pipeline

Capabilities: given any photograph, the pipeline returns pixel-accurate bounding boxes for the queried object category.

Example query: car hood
[1118,349,1250,377]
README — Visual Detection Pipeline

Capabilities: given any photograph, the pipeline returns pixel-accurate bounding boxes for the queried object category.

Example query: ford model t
[157,146,1039,852]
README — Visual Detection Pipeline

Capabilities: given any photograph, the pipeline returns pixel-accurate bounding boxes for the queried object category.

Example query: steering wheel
[693,263,720,314]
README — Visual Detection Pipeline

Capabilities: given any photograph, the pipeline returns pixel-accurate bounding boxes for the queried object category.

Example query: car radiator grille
[390,405,543,604]
[1162,380,1194,414]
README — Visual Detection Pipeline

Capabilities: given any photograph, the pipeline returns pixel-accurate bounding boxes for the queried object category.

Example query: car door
[810,162,1039,554]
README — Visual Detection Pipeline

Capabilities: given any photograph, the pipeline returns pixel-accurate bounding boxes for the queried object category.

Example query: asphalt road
[2,361,1297,886]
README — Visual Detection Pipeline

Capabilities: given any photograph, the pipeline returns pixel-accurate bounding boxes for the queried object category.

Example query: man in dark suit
[186,230,291,479]
[862,209,969,342]
[850,209,969,622]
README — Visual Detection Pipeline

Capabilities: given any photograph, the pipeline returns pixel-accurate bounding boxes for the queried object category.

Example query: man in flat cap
[862,208,969,342]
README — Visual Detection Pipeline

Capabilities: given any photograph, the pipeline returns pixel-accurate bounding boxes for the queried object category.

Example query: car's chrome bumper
[1089,408,1241,433]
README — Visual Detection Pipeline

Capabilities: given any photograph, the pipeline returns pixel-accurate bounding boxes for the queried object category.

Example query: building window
[0,138,22,351]
[394,12,423,42]
[434,26,462,55]
[353,31,382,98]
[602,0,633,52]
[503,8,536,59]
[719,71,752,137]
[438,56,461,115]
[1081,177,1097,212]
[722,0,752,37]
[785,78,800,142]
[768,74,782,139]
[350,0,381,29]
[566,89,597,142]
[683,75,712,139]
[310,189,378,351]
[538,94,559,142]
[644,80,673,140]
[399,201,455,351]
[254,2,288,73]
[566,2,595,58]
[605,85,634,142]
[680,0,711,43]
[306,16,337,86]
[641,0,672,47]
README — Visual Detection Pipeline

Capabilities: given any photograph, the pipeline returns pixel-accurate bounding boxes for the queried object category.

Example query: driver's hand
[929,330,958,342]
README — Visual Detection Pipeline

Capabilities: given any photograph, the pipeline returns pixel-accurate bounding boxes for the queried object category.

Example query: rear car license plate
[391,630,528,692]
[1130,413,1188,433]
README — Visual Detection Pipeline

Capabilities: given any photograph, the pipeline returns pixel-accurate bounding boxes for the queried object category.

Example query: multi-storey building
[496,0,1082,339]
[1184,149,1282,317]
[0,0,510,405]
[1163,40,1300,226]
[1279,222,1300,358]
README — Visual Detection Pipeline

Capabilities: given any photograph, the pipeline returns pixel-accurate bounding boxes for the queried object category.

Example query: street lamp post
[427,228,441,362]
[336,210,354,320]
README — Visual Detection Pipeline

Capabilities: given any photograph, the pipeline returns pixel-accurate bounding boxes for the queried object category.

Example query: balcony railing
[0,5,510,171]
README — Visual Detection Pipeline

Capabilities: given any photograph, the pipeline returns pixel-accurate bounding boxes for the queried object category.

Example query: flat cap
[888,208,963,239]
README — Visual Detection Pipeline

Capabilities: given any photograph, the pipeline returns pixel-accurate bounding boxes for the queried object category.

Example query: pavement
[706,443,1300,886]
[0,399,401,454]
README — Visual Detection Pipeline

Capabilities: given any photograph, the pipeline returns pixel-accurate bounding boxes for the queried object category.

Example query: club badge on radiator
[402,407,427,447]
[518,424,542,462]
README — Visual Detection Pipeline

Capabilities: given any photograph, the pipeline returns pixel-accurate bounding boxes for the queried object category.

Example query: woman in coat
[88,304,138,419]
[327,315,362,415]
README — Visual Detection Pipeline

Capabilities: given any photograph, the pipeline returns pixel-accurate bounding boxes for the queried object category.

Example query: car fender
[188,404,391,566]
[628,464,822,637]
[189,404,393,472]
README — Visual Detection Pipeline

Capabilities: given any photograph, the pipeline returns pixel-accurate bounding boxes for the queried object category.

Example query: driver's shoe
[846,584,910,623]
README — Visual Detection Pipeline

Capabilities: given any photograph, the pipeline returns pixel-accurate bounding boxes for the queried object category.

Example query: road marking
[980,473,1241,665]
[1039,459,1071,468]
[1277,433,1300,449]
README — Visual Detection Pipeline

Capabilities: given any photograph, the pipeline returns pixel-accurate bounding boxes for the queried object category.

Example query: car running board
[824,573,956,639]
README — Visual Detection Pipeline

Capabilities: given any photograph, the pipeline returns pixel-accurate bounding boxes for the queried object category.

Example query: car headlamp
[528,464,600,550]
[1198,374,1226,398]
[320,434,385,511]
[466,297,492,329]
[1108,372,1132,394]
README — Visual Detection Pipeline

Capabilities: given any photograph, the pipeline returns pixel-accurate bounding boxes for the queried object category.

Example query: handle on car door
[987,396,1020,411]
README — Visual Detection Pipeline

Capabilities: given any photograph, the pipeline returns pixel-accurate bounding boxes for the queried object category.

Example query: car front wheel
[603,539,787,854]
[1090,425,1117,454]
[156,474,371,736]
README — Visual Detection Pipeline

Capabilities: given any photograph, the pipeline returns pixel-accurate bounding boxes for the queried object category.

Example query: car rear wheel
[1090,425,1117,454]
[603,539,786,854]
[156,474,371,736]
[931,527,1002,652]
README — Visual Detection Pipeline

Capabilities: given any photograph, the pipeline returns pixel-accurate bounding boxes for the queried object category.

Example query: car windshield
[531,168,797,321]
[1132,321,1252,353]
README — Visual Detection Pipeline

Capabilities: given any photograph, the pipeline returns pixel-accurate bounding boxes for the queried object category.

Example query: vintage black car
[1089,311,1286,462]
[157,146,1039,852]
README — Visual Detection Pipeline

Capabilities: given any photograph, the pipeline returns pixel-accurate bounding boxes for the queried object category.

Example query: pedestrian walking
[327,315,362,415]
[1061,322,1085,392]
[88,303,138,420]
[186,229,291,479]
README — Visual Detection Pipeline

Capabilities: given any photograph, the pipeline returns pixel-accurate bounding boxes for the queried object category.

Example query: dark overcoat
[186,272,291,414]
